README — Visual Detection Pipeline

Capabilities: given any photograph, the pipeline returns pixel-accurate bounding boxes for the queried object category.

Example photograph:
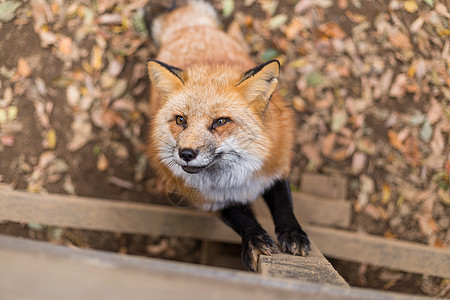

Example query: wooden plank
[307,226,450,279]
[1,190,449,278]
[0,188,350,229]
[0,189,239,243]
[258,245,349,287]
[301,173,348,199]
[0,235,429,300]
[253,192,351,228]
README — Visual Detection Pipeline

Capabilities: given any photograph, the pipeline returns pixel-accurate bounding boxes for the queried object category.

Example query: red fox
[147,1,310,271]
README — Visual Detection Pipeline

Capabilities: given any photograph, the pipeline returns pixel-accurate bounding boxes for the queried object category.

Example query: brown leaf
[31,0,54,32]
[97,13,122,25]
[37,151,56,170]
[33,101,50,128]
[318,22,346,39]
[130,64,146,87]
[427,98,442,124]
[402,135,421,167]
[330,146,354,161]
[17,58,32,77]
[389,74,407,98]
[111,98,135,112]
[301,143,323,166]
[284,18,303,40]
[107,56,125,76]
[38,31,58,47]
[374,68,394,99]
[108,176,134,190]
[351,152,367,174]
[0,86,13,108]
[388,31,412,50]
[338,0,348,9]
[91,45,104,71]
[430,123,444,155]
[321,133,336,157]
[294,0,312,14]
[292,96,307,112]
[345,11,366,23]
[387,130,403,151]
[97,153,109,172]
[68,114,92,151]
[416,215,439,236]
[59,35,72,56]
[0,134,14,147]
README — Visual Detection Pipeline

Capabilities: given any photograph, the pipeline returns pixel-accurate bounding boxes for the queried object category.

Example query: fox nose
[179,148,198,162]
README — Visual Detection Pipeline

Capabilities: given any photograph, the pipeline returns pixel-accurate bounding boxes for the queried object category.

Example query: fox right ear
[147,60,184,98]
[236,60,280,112]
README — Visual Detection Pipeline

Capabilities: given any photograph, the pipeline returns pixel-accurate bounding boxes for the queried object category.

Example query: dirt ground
[0,0,449,297]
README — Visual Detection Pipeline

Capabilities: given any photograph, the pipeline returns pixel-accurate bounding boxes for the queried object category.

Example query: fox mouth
[181,165,207,174]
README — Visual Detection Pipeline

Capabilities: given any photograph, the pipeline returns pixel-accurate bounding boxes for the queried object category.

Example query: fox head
[147,59,280,192]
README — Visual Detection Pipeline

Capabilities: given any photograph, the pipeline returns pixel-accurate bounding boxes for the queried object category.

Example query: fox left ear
[236,60,280,111]
[147,59,184,101]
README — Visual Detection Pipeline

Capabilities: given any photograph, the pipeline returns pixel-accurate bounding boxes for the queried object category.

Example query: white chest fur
[169,152,280,211]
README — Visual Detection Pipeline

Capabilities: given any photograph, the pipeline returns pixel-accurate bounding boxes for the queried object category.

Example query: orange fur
[147,1,294,210]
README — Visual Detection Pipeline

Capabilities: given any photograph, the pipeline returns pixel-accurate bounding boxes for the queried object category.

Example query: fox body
[147,1,310,271]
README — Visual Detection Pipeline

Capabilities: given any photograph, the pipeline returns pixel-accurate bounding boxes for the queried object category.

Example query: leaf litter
[0,0,449,296]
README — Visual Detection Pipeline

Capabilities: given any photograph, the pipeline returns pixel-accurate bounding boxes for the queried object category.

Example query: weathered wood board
[259,245,349,287]
[1,190,449,278]
[0,235,429,300]
[309,226,450,279]
[253,192,351,229]
[301,173,348,200]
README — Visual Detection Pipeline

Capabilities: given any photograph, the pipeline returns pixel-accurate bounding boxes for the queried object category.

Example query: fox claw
[241,233,279,272]
[277,228,311,256]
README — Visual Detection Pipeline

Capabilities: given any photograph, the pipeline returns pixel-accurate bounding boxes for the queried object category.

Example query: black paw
[277,228,311,256]
[242,233,279,272]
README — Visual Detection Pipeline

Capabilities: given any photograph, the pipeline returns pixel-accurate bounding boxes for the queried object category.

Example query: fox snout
[178,148,198,162]
[174,140,217,174]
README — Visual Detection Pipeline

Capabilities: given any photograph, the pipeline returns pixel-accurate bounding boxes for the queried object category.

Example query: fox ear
[236,60,280,110]
[147,59,184,99]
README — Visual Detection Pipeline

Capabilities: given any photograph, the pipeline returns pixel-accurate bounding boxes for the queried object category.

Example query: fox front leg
[263,180,311,256]
[220,204,279,272]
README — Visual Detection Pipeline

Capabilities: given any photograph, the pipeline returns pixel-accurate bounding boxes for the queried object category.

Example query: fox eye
[212,117,230,129]
[175,115,186,126]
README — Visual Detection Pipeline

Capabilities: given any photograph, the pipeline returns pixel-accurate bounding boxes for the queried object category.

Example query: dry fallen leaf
[402,135,421,167]
[284,17,303,40]
[44,128,56,149]
[351,152,367,174]
[66,84,80,108]
[387,130,403,151]
[91,45,104,71]
[321,133,336,157]
[68,114,92,151]
[331,109,348,132]
[389,74,407,98]
[0,1,22,23]
[59,35,73,56]
[17,58,32,77]
[388,31,412,50]
[292,96,307,112]
[427,99,442,124]
[301,143,323,166]
[97,153,109,172]
[318,22,346,39]
[403,0,418,13]
[0,134,14,147]
[108,176,134,190]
